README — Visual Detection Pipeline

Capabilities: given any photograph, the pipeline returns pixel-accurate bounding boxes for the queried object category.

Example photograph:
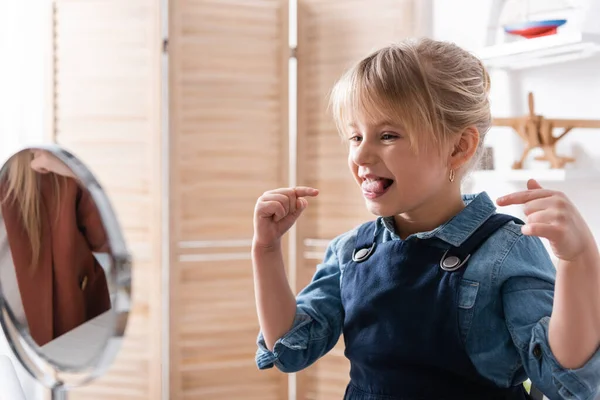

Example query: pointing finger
[496,189,554,206]
[293,187,319,197]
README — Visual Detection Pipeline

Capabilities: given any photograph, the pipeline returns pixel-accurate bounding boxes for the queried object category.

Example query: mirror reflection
[0,149,112,351]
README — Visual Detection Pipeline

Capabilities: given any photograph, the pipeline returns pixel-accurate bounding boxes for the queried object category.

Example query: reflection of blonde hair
[330,38,491,169]
[0,151,62,271]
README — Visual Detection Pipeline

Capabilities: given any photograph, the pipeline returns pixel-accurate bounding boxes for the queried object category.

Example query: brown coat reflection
[1,172,111,346]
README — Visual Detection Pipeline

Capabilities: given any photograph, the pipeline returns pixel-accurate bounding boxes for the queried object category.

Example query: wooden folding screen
[295,1,416,398]
[168,0,289,399]
[51,1,163,399]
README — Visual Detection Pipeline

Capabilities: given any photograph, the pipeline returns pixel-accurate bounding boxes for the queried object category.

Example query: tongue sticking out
[362,179,392,194]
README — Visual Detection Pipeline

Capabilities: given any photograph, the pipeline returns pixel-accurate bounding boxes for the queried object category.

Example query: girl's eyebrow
[348,120,400,129]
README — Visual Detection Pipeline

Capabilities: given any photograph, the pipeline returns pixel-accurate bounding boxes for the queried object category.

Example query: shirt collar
[379,192,497,247]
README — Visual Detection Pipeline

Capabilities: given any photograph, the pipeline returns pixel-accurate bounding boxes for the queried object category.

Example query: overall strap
[352,221,379,263]
[440,213,524,272]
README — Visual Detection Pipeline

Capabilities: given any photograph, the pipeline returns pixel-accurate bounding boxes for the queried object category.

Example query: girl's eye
[349,135,362,143]
[381,133,398,141]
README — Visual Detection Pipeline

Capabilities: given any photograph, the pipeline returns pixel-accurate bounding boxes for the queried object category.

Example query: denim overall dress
[341,213,532,400]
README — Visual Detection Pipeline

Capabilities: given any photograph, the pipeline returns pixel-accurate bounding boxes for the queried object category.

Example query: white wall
[0,0,51,163]
[0,1,50,399]
[433,0,600,249]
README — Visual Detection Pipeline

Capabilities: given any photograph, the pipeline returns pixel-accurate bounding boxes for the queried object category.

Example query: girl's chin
[364,201,398,218]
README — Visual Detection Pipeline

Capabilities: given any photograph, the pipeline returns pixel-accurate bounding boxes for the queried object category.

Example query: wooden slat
[51,1,162,399]
[169,0,289,399]
[296,0,416,398]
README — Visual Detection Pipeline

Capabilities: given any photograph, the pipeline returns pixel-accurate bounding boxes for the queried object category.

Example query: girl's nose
[351,141,377,166]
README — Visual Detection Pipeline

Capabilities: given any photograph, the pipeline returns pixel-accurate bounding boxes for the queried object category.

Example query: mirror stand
[51,385,67,400]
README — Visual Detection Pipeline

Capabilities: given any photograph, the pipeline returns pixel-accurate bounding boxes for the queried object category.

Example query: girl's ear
[449,126,480,170]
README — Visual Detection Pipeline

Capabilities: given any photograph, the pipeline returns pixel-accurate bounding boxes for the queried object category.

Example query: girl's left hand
[497,179,596,262]
[30,149,76,179]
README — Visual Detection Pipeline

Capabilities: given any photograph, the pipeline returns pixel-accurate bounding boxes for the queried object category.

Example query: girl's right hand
[253,186,319,249]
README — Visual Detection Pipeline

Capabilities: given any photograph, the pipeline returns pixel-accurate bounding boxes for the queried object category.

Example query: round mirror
[0,144,132,399]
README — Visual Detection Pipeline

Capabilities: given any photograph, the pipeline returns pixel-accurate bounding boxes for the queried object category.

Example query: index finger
[496,189,554,206]
[293,186,319,197]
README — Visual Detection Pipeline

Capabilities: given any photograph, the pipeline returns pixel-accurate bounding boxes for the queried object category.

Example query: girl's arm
[252,186,342,373]
[252,243,298,352]
[498,179,600,369]
[254,236,345,373]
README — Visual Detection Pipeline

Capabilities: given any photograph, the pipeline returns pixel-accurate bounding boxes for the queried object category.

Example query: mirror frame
[0,144,132,391]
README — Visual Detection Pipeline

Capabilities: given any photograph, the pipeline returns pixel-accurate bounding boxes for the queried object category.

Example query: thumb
[527,178,543,190]
[296,197,308,211]
[279,198,308,227]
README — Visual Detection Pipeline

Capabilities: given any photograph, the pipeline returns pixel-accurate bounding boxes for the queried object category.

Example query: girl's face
[346,116,451,219]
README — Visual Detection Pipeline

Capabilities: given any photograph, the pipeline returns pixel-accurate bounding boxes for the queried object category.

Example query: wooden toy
[492,92,600,169]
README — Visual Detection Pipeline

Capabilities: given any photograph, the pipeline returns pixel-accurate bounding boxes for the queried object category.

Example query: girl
[0,149,111,347]
[251,38,600,399]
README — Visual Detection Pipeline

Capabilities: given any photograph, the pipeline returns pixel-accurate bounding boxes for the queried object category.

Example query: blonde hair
[330,37,491,171]
[0,151,63,271]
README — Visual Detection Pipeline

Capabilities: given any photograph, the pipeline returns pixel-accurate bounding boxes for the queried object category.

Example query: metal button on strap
[352,243,376,263]
[439,250,471,272]
[355,248,369,259]
[442,256,460,269]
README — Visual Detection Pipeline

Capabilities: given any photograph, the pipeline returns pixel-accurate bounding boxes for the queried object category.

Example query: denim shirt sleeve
[255,236,344,373]
[501,234,600,400]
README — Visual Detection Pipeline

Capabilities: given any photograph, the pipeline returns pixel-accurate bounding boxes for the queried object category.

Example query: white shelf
[477,32,600,70]
[467,168,599,182]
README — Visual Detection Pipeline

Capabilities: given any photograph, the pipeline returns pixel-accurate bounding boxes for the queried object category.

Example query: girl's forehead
[344,107,405,130]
